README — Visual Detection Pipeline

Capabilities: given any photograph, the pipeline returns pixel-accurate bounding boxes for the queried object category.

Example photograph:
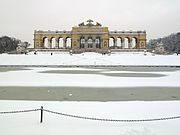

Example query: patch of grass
[0,67,31,72]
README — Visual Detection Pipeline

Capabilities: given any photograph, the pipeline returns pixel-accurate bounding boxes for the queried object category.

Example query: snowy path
[0,52,180,66]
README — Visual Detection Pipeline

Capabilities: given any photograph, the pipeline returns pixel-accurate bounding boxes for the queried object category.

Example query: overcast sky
[0,0,180,44]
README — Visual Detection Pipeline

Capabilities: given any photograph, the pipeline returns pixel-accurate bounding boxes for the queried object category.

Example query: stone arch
[43,37,49,48]
[117,37,123,48]
[131,37,138,49]
[65,37,72,48]
[50,37,56,48]
[58,37,64,48]
[109,37,115,48]
[124,37,131,48]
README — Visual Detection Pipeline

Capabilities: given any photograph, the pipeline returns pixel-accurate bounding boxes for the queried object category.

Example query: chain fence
[0,109,40,114]
[1,107,180,123]
[43,109,180,122]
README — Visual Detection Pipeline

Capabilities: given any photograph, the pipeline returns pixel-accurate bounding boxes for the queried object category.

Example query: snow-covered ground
[0,52,180,66]
[0,52,180,135]
[0,100,180,135]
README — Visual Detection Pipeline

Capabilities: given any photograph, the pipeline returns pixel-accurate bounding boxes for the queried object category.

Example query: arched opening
[66,37,71,48]
[124,37,130,49]
[43,37,49,48]
[51,37,56,48]
[80,37,85,48]
[88,37,93,48]
[95,37,101,48]
[58,37,63,48]
[131,37,137,49]
[109,37,114,48]
[117,37,122,48]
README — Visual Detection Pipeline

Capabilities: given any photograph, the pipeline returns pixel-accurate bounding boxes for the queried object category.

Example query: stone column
[129,39,133,49]
[41,41,44,48]
[140,42,145,49]
[93,40,96,49]
[100,40,102,49]
[114,39,117,48]
[136,40,141,49]
[86,39,89,49]
[136,42,139,49]
[63,39,66,48]
[48,39,51,48]
[78,38,81,49]
[57,39,60,48]
[55,39,58,48]
[122,39,125,49]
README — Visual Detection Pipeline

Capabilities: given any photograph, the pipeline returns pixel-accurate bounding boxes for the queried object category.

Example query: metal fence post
[40,106,43,123]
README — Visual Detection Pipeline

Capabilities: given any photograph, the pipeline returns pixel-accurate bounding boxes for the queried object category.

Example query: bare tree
[147,33,180,53]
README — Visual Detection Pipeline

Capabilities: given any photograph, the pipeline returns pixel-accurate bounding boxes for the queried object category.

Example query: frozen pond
[0,66,180,101]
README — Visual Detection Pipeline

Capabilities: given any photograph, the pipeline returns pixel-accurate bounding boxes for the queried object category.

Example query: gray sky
[0,0,180,44]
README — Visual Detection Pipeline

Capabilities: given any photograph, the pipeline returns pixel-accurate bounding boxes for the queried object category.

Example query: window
[80,38,85,48]
[81,39,85,44]
[95,38,100,48]
[88,38,93,48]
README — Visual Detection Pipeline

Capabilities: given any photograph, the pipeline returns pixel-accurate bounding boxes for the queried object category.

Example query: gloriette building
[34,19,146,52]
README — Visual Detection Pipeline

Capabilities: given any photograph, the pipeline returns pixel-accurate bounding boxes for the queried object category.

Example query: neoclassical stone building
[34,20,146,51]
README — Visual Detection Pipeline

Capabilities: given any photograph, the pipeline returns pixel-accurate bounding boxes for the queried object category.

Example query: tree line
[0,36,20,53]
[147,33,180,53]
[0,36,30,53]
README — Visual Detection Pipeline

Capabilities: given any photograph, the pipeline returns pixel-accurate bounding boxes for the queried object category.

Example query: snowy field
[0,52,180,135]
[0,52,180,66]
[0,100,180,135]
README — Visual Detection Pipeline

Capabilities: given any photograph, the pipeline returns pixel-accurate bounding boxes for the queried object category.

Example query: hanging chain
[43,109,180,122]
[1,107,180,122]
[0,109,40,114]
